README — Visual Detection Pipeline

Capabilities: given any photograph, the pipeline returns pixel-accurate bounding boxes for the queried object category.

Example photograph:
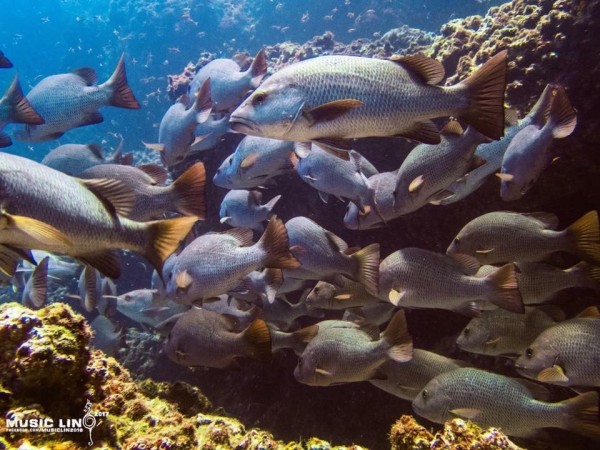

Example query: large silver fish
[15,54,140,142]
[41,142,132,176]
[164,306,271,369]
[144,79,212,167]
[285,216,380,296]
[0,152,197,279]
[0,76,44,147]
[188,49,267,112]
[230,52,507,152]
[213,136,295,190]
[413,367,600,439]
[79,162,206,222]
[379,247,523,316]
[447,211,600,266]
[393,122,488,214]
[440,84,556,205]
[166,217,300,304]
[515,314,600,387]
[294,311,412,386]
[499,85,577,201]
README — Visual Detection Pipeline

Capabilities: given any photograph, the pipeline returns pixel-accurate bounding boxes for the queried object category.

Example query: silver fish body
[413,367,600,439]
[306,275,383,310]
[42,144,105,176]
[0,76,44,147]
[219,190,281,232]
[116,288,187,329]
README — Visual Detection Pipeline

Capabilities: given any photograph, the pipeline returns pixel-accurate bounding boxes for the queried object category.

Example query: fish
[270,325,319,354]
[293,142,378,214]
[393,122,489,214]
[219,190,281,232]
[477,261,600,305]
[189,113,231,153]
[447,210,600,266]
[230,51,507,154]
[202,295,260,326]
[164,306,272,368]
[370,349,468,401]
[90,314,124,357]
[188,49,267,112]
[229,268,283,304]
[342,303,397,326]
[0,152,197,279]
[413,367,600,439]
[379,247,523,316]
[344,170,398,230]
[440,84,556,205]
[0,76,45,147]
[456,306,562,357]
[213,136,295,190]
[498,85,577,201]
[305,274,383,310]
[293,311,413,386]
[285,216,380,296]
[0,50,12,68]
[144,79,212,167]
[167,217,300,305]
[41,142,132,176]
[260,295,325,331]
[21,256,49,309]
[78,162,206,222]
[15,54,140,142]
[515,314,600,387]
[116,288,187,329]
[18,250,81,284]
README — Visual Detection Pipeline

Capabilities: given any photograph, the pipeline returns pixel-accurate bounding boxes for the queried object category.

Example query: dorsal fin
[505,108,519,126]
[79,178,135,218]
[223,228,254,246]
[522,212,560,230]
[73,67,97,86]
[389,54,445,85]
[138,164,168,185]
[86,144,103,159]
[324,230,348,252]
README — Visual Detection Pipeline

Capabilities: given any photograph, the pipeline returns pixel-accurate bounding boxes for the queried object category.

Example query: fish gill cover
[1,0,600,449]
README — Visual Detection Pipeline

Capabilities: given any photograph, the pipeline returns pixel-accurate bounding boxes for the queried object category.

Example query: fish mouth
[229,116,258,134]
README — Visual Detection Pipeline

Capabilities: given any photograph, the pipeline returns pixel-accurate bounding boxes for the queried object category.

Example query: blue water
[0,0,501,161]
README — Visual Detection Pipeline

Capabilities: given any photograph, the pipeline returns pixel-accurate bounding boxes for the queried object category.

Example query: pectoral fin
[496,172,514,182]
[537,365,569,384]
[449,408,482,420]
[175,270,193,290]
[143,141,164,152]
[408,175,424,193]
[388,288,405,306]
[315,368,334,377]
[303,99,363,126]
[475,248,495,255]
[0,211,73,249]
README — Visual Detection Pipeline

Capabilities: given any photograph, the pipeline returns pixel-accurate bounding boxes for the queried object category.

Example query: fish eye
[525,348,533,358]
[298,358,303,367]
[252,91,268,106]
[463,327,470,336]
[453,237,460,245]
[314,287,320,294]
[422,389,429,400]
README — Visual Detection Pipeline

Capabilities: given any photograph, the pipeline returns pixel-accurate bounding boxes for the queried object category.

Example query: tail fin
[457,50,507,141]
[548,86,577,139]
[242,319,272,361]
[566,261,600,290]
[258,215,301,269]
[566,211,600,265]
[561,391,600,440]
[0,131,12,148]
[24,256,49,309]
[192,78,212,123]
[351,243,380,297]
[145,216,198,275]
[104,54,140,109]
[382,310,413,363]
[81,265,100,312]
[528,84,556,126]
[171,162,206,219]
[0,51,12,68]
[249,48,267,88]
[4,76,44,124]
[263,268,283,304]
[484,263,524,313]
[263,194,282,214]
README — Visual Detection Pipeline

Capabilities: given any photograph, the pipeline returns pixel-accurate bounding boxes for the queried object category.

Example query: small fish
[167,217,300,304]
[293,142,379,214]
[19,250,80,284]
[0,152,197,279]
[220,190,281,232]
[285,216,380,296]
[0,76,44,147]
[41,142,132,176]
[90,314,124,357]
[116,288,187,329]
[188,49,267,112]
[202,295,260,326]
[515,314,600,387]
[393,122,488,214]
[229,268,283,304]
[164,306,271,368]
[213,136,295,190]
[440,84,556,204]
[144,79,212,167]
[447,211,600,266]
[270,324,319,354]
[456,306,562,357]
[413,367,600,439]
[294,311,413,386]
[230,52,507,155]
[342,302,396,326]
[0,50,13,68]
[305,275,383,310]
[379,247,523,316]
[79,162,206,222]
[260,295,325,331]
[371,349,467,401]
[21,256,49,309]
[499,86,577,201]
[15,54,140,142]
[344,170,398,230]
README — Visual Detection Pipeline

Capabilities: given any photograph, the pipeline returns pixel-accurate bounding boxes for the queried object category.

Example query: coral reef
[390,415,523,450]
